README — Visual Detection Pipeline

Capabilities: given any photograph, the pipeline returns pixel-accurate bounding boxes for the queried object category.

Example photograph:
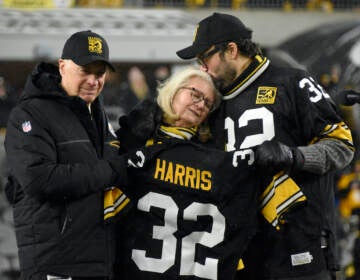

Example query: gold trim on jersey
[145,126,197,146]
[260,171,307,230]
[237,258,245,270]
[159,125,197,140]
[104,187,130,221]
[309,122,354,151]
[223,55,270,100]
[108,140,120,148]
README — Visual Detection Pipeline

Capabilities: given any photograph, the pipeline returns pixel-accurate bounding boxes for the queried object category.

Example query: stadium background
[0,0,360,279]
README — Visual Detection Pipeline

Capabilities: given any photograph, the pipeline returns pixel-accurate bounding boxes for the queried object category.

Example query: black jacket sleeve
[5,105,120,200]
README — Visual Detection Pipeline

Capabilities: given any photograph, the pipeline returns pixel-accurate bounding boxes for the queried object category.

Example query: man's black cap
[176,13,252,59]
[61,30,115,71]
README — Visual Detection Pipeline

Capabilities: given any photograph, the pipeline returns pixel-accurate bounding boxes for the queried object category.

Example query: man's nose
[87,74,99,85]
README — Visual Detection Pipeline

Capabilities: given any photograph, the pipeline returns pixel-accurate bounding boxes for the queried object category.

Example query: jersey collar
[222,55,270,100]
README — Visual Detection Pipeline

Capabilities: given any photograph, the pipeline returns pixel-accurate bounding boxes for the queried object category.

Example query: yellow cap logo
[88,36,103,54]
[256,87,277,104]
[193,25,199,43]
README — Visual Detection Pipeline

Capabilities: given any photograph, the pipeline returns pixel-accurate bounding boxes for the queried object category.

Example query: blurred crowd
[72,0,360,10]
[336,161,360,280]
[0,76,20,280]
[102,65,171,129]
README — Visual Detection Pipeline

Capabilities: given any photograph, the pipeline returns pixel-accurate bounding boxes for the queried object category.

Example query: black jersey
[209,56,354,277]
[115,140,267,280]
[213,56,351,151]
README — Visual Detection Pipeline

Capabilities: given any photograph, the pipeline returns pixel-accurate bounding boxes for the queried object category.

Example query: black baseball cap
[176,13,252,59]
[61,30,115,71]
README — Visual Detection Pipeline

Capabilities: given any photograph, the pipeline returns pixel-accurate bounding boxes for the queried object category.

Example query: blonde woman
[111,67,272,280]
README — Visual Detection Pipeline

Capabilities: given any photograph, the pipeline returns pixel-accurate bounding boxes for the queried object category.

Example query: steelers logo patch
[88,36,103,54]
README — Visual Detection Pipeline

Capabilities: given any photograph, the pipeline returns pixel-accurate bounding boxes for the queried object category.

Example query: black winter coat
[5,62,121,279]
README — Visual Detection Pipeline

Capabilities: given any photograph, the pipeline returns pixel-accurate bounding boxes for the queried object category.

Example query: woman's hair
[156,66,221,125]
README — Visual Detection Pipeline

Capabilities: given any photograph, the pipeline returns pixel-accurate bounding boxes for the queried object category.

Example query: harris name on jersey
[154,157,212,191]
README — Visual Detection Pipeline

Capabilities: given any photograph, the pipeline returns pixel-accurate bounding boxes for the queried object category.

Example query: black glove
[255,141,304,173]
[333,90,360,106]
[117,98,163,151]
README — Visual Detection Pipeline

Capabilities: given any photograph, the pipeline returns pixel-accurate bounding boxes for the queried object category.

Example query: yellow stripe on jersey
[237,258,245,270]
[145,138,155,147]
[104,187,130,221]
[310,122,354,150]
[159,125,197,140]
[108,140,121,148]
[145,126,197,147]
[260,171,307,230]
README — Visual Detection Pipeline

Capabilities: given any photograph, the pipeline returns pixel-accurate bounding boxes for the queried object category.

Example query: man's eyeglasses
[196,45,221,67]
[180,86,215,111]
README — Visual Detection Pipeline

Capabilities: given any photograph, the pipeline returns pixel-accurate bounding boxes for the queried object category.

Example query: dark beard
[212,78,223,92]
[212,66,237,93]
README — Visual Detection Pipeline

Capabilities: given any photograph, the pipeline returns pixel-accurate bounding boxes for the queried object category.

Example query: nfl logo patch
[22,121,32,133]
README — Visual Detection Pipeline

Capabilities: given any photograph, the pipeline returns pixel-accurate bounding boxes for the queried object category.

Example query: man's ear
[226,42,239,59]
[58,59,65,75]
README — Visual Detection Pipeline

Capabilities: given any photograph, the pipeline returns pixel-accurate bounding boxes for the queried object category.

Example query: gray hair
[156,66,221,124]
